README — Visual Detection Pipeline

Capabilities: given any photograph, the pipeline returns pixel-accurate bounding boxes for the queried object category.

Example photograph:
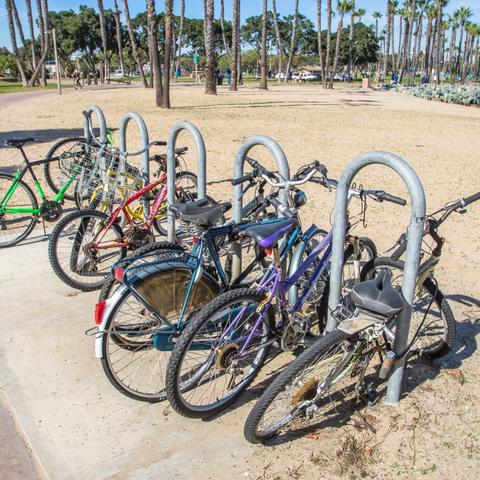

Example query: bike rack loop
[82,105,107,142]
[167,121,207,242]
[118,112,150,217]
[231,135,291,279]
[326,151,426,405]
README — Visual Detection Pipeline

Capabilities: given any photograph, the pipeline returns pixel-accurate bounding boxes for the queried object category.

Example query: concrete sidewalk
[0,234,270,479]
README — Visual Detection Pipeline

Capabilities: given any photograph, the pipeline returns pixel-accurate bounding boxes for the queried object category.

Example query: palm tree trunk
[330,12,345,89]
[347,1,355,82]
[325,0,332,88]
[123,0,148,87]
[204,0,216,94]
[35,0,46,85]
[28,0,50,87]
[97,0,109,81]
[113,0,124,74]
[406,0,417,85]
[11,0,34,71]
[161,0,173,107]
[456,22,465,78]
[473,36,480,82]
[230,0,240,90]
[383,2,392,79]
[259,0,268,89]
[434,0,442,84]
[285,0,299,81]
[219,0,229,54]
[428,19,436,80]
[398,14,409,82]
[316,0,325,84]
[147,0,163,105]
[175,0,185,77]
[25,0,36,70]
[448,25,456,75]
[5,0,27,85]
[272,0,282,83]
[396,12,402,72]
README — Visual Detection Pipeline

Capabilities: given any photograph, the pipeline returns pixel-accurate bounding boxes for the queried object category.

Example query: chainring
[125,227,155,249]
[40,201,63,222]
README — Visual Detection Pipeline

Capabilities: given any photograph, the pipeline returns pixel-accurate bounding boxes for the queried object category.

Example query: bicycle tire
[360,256,455,358]
[48,209,126,291]
[244,329,353,444]
[0,173,38,248]
[166,288,275,418]
[99,262,220,402]
[44,136,92,201]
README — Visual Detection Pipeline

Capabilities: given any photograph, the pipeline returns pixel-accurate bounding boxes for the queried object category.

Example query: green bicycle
[0,137,85,248]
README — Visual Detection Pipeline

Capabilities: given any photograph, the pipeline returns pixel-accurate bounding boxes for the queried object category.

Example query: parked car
[293,71,320,81]
[113,69,124,77]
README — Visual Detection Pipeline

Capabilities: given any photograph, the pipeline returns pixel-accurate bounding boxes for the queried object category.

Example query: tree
[204,0,216,94]
[325,0,332,87]
[28,0,50,87]
[271,0,283,82]
[162,0,173,108]
[347,1,356,82]
[11,0,33,71]
[219,0,229,54]
[5,0,27,85]
[25,0,36,70]
[35,0,46,85]
[382,1,392,79]
[230,0,240,90]
[285,0,299,81]
[259,0,268,89]
[175,0,185,76]
[330,0,351,88]
[123,0,148,87]
[113,0,124,74]
[316,0,325,84]
[456,6,473,76]
[97,0,109,81]
[147,0,163,105]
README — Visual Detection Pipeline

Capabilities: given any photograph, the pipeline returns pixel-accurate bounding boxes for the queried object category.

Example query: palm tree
[285,0,299,81]
[259,0,268,89]
[112,0,124,75]
[204,0,216,94]
[175,0,185,77]
[406,0,417,85]
[123,0,148,87]
[373,11,382,81]
[390,0,399,67]
[35,0,46,85]
[147,0,163,105]
[373,11,382,39]
[161,0,173,107]
[331,0,351,88]
[347,1,356,82]
[97,1,109,81]
[25,0,36,70]
[316,0,325,84]
[447,11,459,74]
[325,0,333,87]
[5,0,27,85]
[356,7,366,22]
[230,0,240,90]
[433,0,443,84]
[272,0,282,83]
[456,6,473,77]
[220,0,229,54]
[11,0,33,71]
[28,0,50,87]
[382,1,393,79]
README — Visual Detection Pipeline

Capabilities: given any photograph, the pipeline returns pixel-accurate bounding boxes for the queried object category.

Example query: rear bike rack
[326,150,426,405]
[166,121,207,243]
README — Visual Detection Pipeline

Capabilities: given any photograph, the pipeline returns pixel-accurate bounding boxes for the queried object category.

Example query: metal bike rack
[82,105,107,142]
[118,112,150,217]
[326,151,426,405]
[231,135,291,278]
[166,121,207,242]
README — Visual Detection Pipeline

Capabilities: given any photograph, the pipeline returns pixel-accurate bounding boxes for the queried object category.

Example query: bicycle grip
[231,173,254,186]
[379,192,407,206]
[463,191,480,207]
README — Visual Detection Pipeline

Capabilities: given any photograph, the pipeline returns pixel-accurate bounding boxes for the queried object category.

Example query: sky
[1,0,479,50]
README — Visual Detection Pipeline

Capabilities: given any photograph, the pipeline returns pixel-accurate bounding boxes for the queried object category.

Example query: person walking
[72,68,82,90]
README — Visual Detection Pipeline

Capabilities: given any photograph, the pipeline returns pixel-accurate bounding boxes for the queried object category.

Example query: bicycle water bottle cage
[243,218,299,249]
[350,270,404,317]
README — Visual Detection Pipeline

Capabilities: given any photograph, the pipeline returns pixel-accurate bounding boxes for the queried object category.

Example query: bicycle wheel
[44,137,93,201]
[98,241,185,301]
[0,173,38,248]
[360,257,455,358]
[244,329,357,444]
[166,288,274,418]
[343,237,377,289]
[48,209,126,291]
[99,263,219,402]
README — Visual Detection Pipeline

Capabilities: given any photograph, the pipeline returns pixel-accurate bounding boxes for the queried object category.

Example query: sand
[0,83,479,479]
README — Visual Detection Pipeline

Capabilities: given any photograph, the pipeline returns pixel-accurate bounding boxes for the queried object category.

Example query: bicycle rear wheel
[244,329,356,444]
[48,209,126,291]
[0,173,38,248]
[166,288,274,418]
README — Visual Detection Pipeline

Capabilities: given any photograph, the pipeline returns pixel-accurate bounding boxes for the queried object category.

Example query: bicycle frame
[0,156,81,215]
[92,175,168,250]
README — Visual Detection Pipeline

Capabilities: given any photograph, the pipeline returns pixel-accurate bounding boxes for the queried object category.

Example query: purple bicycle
[165,168,406,418]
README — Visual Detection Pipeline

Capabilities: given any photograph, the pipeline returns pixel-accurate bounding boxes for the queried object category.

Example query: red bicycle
[48,167,197,291]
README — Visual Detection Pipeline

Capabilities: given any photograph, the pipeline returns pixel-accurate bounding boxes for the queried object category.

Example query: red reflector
[95,300,107,325]
[192,235,199,244]
[114,267,124,283]
[264,248,273,256]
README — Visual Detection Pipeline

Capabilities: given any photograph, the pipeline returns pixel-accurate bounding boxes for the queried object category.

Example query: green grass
[0,81,72,94]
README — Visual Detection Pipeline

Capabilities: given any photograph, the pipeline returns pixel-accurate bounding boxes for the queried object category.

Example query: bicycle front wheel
[166,288,274,418]
[0,173,38,248]
[244,329,356,444]
[48,209,126,291]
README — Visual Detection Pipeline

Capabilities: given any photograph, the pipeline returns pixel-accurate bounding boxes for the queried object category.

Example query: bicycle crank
[40,201,63,222]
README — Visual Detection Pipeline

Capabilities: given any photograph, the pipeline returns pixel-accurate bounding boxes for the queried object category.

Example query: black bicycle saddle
[170,199,231,227]
[4,138,35,148]
[350,270,404,317]
[243,218,299,249]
